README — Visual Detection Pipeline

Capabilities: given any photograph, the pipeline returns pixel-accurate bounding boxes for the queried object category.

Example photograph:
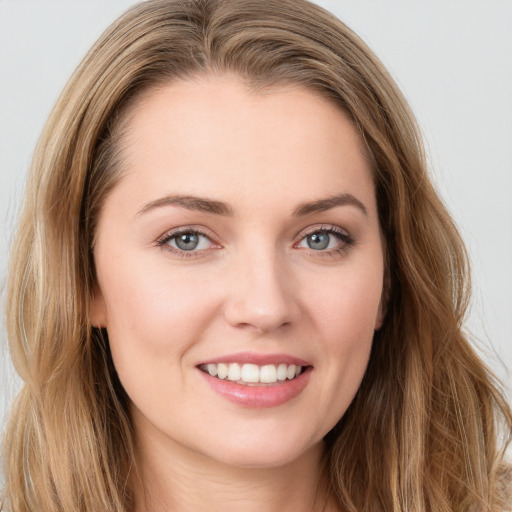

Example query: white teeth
[260,364,277,383]
[217,363,228,379]
[202,362,304,384]
[240,364,260,383]
[227,363,241,381]
[277,363,288,381]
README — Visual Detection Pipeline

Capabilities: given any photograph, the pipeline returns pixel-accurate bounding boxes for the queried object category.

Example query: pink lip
[197,366,313,408]
[197,351,310,366]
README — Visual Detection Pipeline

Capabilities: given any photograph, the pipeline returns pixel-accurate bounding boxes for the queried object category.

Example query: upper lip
[197,352,311,367]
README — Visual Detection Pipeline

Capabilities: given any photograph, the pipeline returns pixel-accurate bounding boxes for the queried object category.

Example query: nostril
[224,299,300,333]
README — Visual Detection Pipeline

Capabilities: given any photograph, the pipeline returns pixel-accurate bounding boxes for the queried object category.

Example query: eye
[301,232,332,250]
[157,228,218,256]
[171,232,209,251]
[296,226,354,254]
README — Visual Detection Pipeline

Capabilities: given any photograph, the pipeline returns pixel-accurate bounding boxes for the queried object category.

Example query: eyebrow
[137,192,368,218]
[293,193,368,217]
[137,194,233,216]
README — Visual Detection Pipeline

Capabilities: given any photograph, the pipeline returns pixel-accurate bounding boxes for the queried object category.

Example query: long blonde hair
[2,1,511,510]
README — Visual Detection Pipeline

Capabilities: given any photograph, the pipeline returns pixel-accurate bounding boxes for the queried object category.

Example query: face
[92,75,385,469]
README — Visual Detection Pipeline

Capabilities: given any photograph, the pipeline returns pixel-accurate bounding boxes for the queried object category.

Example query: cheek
[99,263,227,419]
[307,262,383,344]
[99,260,222,374]
[300,259,383,417]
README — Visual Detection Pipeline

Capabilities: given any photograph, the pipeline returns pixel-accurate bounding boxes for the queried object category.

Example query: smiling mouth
[198,363,307,386]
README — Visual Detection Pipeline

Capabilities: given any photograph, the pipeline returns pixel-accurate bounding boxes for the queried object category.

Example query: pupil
[307,232,329,250]
[176,233,199,250]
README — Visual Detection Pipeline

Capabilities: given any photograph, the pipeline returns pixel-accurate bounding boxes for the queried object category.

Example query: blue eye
[305,232,330,250]
[161,230,213,253]
[297,227,353,252]
[174,232,201,251]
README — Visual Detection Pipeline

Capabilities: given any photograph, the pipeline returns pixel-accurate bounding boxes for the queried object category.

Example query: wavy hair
[2,0,511,510]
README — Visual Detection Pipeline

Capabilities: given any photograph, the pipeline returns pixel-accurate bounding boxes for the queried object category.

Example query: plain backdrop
[1,0,511,430]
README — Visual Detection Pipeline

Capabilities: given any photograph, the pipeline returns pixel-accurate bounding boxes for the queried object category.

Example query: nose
[223,249,301,334]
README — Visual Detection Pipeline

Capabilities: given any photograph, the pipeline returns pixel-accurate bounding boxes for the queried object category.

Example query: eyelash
[156,225,355,259]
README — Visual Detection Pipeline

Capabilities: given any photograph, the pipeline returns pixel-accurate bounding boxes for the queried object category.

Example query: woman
[2,0,511,510]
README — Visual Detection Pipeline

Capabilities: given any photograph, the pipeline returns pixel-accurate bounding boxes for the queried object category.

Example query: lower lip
[198,367,312,408]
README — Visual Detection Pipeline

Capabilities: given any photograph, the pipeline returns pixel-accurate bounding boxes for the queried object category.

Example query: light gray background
[1,0,511,431]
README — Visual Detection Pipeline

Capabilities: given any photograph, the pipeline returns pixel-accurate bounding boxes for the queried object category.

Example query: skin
[92,74,385,512]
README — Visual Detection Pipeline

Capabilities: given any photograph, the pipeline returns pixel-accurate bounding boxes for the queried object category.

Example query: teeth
[260,364,277,383]
[202,362,304,384]
[240,363,260,383]
[227,363,241,381]
[217,363,228,379]
[287,364,297,379]
[277,363,288,381]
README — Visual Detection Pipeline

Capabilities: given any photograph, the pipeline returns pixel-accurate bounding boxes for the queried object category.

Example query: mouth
[198,362,307,386]
[196,354,313,408]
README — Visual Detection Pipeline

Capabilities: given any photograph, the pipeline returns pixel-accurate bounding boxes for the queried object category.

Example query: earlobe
[90,285,107,328]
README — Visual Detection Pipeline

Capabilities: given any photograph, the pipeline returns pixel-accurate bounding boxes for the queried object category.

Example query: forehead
[113,74,376,217]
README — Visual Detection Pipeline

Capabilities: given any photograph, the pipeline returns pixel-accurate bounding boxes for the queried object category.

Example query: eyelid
[156,225,215,243]
[294,223,351,242]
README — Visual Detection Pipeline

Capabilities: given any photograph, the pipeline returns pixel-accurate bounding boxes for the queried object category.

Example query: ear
[90,284,107,328]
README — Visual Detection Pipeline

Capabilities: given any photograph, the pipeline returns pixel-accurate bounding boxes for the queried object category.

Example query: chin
[196,430,325,470]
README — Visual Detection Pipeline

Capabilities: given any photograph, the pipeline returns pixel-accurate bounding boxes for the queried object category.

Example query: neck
[131,423,336,512]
